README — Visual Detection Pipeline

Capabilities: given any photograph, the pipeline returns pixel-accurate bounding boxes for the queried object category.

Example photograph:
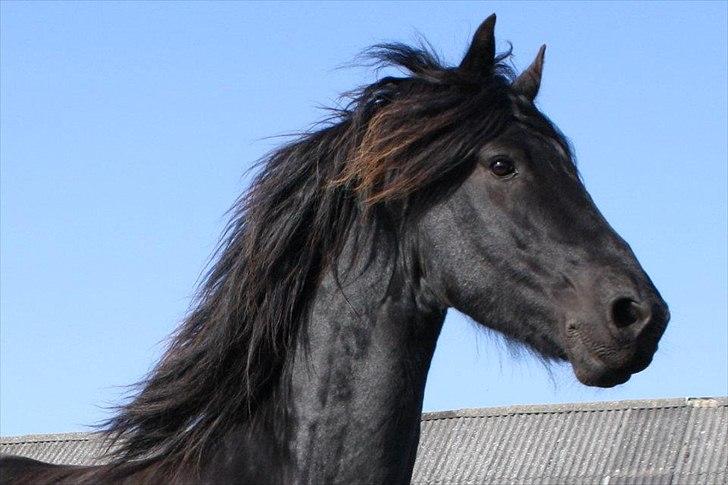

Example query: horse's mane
[100,39,565,475]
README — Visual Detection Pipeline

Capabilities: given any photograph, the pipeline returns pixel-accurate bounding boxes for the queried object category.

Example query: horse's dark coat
[0,14,668,485]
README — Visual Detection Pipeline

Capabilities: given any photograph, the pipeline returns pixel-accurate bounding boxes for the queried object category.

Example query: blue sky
[1,2,726,436]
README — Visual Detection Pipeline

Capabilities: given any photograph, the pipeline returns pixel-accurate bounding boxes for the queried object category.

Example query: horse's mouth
[571,357,647,388]
[565,324,659,388]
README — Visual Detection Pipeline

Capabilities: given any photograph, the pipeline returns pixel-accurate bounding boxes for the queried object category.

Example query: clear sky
[1,1,726,436]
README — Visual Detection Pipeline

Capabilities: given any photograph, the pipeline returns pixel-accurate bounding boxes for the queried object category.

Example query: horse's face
[412,15,668,388]
[420,119,668,388]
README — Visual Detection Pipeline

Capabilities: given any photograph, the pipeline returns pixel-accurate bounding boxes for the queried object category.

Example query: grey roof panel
[0,433,108,466]
[410,397,727,484]
[673,400,728,482]
[549,408,629,479]
[2,397,726,484]
[608,405,690,479]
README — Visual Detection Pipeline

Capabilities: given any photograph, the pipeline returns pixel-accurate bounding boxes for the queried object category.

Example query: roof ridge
[0,432,102,445]
[420,396,728,421]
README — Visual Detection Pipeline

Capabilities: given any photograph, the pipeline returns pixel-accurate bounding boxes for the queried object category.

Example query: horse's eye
[489,158,517,178]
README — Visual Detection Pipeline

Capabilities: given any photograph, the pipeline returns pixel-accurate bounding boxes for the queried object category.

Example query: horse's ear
[459,14,497,75]
[513,44,546,101]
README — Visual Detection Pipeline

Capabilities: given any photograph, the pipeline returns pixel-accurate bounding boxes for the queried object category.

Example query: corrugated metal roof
[1,397,726,484]
[412,397,727,484]
[0,432,109,466]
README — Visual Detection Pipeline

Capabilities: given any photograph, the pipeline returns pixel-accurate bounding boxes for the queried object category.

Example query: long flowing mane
[100,38,567,476]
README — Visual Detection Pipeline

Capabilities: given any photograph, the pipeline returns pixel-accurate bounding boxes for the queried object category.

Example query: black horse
[0,15,669,485]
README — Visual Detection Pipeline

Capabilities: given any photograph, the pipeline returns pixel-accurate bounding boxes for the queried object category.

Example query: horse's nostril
[611,298,645,328]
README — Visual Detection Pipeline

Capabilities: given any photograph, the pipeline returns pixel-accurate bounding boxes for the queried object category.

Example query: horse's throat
[286,266,445,484]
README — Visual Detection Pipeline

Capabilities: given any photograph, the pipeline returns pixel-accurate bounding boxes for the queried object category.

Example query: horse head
[341,14,669,388]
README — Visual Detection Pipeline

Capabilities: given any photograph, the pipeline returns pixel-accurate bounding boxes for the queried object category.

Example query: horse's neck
[285,250,446,484]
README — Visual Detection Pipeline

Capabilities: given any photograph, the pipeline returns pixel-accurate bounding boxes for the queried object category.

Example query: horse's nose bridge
[548,233,650,304]
[591,260,645,295]
[581,224,645,276]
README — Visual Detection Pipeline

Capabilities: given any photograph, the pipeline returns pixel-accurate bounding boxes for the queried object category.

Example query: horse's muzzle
[565,294,669,388]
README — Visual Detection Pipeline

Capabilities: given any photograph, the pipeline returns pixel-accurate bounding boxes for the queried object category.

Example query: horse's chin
[572,364,633,388]
[562,315,662,388]
[569,348,655,388]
